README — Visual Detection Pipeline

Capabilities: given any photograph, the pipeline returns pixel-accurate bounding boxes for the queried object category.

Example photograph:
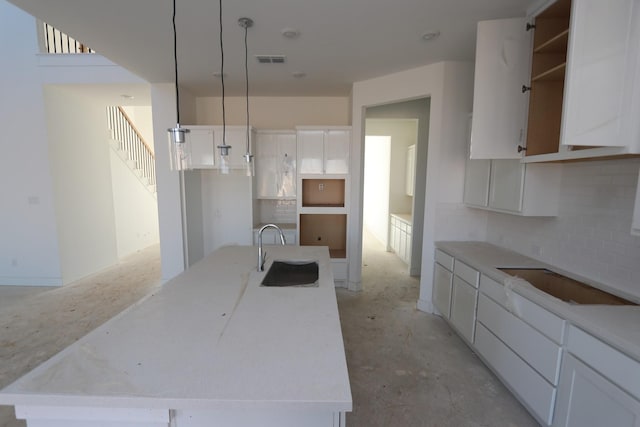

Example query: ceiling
[9,0,535,97]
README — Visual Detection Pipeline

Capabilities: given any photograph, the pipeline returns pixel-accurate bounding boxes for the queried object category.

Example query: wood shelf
[532,63,566,82]
[534,29,569,54]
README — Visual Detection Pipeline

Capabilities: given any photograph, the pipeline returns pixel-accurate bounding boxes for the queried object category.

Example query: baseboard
[0,276,63,286]
[416,298,433,314]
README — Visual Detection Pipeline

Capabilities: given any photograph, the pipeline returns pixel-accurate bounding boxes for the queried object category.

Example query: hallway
[336,231,538,426]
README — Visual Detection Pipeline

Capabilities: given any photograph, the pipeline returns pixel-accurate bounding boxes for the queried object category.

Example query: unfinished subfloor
[0,239,538,426]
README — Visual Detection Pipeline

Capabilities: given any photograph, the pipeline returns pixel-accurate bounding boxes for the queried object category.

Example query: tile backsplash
[485,158,640,296]
[257,199,296,224]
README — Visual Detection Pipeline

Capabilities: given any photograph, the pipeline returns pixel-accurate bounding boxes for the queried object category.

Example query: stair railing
[42,22,94,54]
[107,106,156,188]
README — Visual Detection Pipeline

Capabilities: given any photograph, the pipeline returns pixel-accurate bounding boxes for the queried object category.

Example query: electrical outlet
[532,244,542,257]
[318,183,324,191]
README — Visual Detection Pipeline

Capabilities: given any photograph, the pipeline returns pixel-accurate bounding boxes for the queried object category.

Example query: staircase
[106,106,156,196]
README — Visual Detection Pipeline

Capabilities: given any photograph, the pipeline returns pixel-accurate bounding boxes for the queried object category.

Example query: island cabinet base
[14,406,347,427]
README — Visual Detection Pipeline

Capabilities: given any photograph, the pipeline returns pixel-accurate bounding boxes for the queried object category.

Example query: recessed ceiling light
[292,71,306,78]
[120,94,134,100]
[422,31,441,41]
[281,28,300,39]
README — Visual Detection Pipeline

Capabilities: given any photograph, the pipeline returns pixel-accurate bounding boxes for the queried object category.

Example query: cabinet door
[489,159,525,212]
[190,127,215,168]
[255,133,278,198]
[471,18,531,159]
[433,263,453,318]
[278,133,297,197]
[450,277,478,343]
[464,158,492,207]
[325,130,350,174]
[398,229,407,261]
[406,145,416,196]
[553,354,640,427]
[561,0,639,148]
[298,130,325,174]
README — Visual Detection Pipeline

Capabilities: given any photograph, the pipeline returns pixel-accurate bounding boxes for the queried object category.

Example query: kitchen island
[0,246,352,427]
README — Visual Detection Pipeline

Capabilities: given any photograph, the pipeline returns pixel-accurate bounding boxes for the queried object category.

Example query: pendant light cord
[244,22,250,155]
[219,0,226,146]
[172,0,180,124]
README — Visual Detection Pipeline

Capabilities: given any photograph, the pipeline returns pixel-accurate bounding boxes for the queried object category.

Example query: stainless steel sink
[499,268,637,305]
[261,261,319,287]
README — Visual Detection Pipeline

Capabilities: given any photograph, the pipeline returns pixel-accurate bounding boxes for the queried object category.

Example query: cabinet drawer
[453,260,479,288]
[475,323,556,425]
[477,294,562,385]
[480,274,565,344]
[434,249,454,271]
[567,326,640,401]
[451,277,478,343]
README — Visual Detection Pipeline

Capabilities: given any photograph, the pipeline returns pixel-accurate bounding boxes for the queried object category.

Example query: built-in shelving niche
[299,214,346,259]
[301,179,345,207]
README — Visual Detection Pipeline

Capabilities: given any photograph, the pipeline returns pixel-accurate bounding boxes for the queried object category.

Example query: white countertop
[436,241,640,362]
[0,246,352,412]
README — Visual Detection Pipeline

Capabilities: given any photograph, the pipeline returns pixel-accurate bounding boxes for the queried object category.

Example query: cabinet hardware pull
[522,85,531,93]
[526,23,536,31]
[517,145,527,153]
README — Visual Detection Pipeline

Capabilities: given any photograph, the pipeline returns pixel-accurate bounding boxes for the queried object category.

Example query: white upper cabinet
[470,18,531,159]
[187,125,254,170]
[560,0,640,149]
[471,0,640,162]
[489,160,526,212]
[189,126,216,168]
[255,131,296,199]
[297,127,351,175]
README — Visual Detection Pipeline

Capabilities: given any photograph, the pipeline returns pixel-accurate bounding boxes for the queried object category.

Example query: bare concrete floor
[336,231,539,426]
[0,239,538,426]
[0,245,162,427]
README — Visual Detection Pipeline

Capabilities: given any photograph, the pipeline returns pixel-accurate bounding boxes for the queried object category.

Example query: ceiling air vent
[255,55,286,64]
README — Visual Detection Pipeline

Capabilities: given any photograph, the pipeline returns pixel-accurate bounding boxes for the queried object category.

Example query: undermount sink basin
[499,268,638,305]
[261,261,319,287]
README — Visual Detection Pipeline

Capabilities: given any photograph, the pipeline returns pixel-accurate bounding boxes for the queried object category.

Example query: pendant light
[216,0,231,174]
[239,17,254,177]
[167,0,191,171]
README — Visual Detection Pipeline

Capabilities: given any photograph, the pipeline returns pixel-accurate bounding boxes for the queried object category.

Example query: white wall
[0,1,61,285]
[195,96,350,128]
[363,136,391,246]
[351,61,480,311]
[44,86,119,284]
[485,158,640,298]
[201,173,254,255]
[109,149,160,258]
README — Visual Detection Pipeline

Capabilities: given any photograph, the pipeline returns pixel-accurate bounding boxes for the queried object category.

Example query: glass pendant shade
[168,125,191,171]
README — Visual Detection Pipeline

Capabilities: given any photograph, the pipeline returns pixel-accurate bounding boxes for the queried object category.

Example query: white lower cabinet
[389,214,412,264]
[553,326,640,427]
[433,263,453,319]
[475,323,557,425]
[553,354,640,427]
[450,277,478,343]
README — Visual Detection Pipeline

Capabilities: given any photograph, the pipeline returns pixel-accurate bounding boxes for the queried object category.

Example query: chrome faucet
[257,224,286,271]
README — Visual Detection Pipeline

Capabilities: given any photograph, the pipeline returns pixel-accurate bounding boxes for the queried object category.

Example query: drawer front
[451,277,478,343]
[454,260,479,288]
[480,274,565,344]
[567,326,640,401]
[477,294,562,385]
[434,249,454,271]
[475,323,556,425]
[433,263,453,318]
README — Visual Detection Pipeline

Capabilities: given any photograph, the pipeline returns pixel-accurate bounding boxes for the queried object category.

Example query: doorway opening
[361,98,431,280]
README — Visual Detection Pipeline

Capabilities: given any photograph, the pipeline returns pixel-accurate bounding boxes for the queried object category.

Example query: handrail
[42,22,94,54]
[107,106,156,189]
